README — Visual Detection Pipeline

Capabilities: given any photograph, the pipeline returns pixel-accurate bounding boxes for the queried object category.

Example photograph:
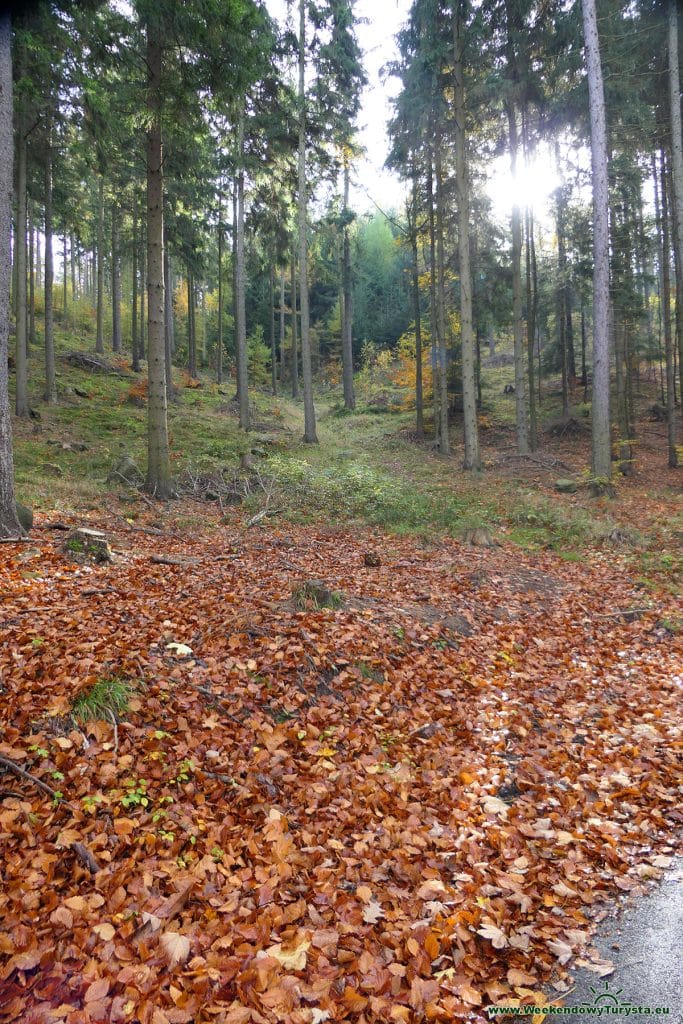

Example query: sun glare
[486,153,561,219]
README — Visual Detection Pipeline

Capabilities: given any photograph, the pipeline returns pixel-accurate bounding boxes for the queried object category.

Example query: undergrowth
[71,676,133,723]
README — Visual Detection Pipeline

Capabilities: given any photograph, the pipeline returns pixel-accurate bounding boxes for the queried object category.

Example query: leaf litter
[0,503,680,1021]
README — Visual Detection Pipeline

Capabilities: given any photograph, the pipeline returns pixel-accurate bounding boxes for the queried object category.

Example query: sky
[264,0,561,221]
[265,0,414,215]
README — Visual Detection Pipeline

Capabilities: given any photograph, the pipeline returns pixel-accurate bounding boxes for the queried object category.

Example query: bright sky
[264,0,561,221]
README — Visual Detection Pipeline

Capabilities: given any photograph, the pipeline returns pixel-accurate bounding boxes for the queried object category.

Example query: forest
[0,0,681,1021]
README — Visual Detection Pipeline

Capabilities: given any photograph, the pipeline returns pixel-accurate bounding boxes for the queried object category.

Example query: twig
[71,842,101,874]
[109,471,158,509]
[0,790,24,801]
[0,536,30,544]
[246,508,282,528]
[0,755,60,798]
[593,608,652,621]
[106,708,119,753]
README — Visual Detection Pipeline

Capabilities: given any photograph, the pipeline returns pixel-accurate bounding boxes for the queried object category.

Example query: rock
[41,462,63,477]
[441,613,472,636]
[62,528,112,563]
[250,446,267,457]
[364,551,381,567]
[555,478,578,494]
[74,387,91,399]
[240,454,255,471]
[15,502,33,533]
[463,527,495,548]
[222,492,243,507]
[108,454,144,487]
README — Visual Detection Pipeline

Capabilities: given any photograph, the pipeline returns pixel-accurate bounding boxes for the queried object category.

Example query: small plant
[28,745,49,758]
[292,580,343,610]
[72,676,132,724]
[121,779,150,809]
[211,845,225,863]
[65,538,84,553]
[51,791,64,808]
[82,794,103,813]
[172,759,194,785]
[158,829,175,843]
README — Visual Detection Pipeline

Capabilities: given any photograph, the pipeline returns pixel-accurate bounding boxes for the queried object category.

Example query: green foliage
[121,779,150,809]
[72,676,132,723]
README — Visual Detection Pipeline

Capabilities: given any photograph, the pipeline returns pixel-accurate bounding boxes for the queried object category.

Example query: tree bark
[270,266,277,395]
[298,0,317,443]
[62,235,67,316]
[668,0,683,421]
[132,190,139,371]
[279,266,286,391]
[525,205,538,445]
[187,267,196,378]
[0,12,21,538]
[236,114,249,430]
[341,155,355,410]
[144,15,171,497]
[14,103,28,417]
[217,189,223,384]
[95,176,104,354]
[453,0,480,469]
[582,0,611,481]
[434,117,450,455]
[290,255,299,398]
[660,149,678,467]
[409,197,424,438]
[163,222,173,398]
[111,205,121,353]
[507,102,529,453]
[44,132,56,404]
[28,201,35,347]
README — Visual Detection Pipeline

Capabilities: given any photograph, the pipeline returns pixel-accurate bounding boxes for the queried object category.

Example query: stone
[41,462,63,477]
[463,527,495,547]
[108,453,144,487]
[555,478,578,494]
[15,502,33,533]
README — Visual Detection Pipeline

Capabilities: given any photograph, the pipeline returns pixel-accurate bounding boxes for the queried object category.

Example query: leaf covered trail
[0,507,680,1022]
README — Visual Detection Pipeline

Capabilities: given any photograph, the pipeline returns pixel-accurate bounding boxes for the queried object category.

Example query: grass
[72,676,133,723]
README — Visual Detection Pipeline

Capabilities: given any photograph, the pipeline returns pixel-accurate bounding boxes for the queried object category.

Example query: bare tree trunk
[427,148,439,443]
[341,155,355,410]
[434,117,450,455]
[236,114,249,430]
[145,15,171,497]
[139,234,145,361]
[217,189,223,384]
[14,106,28,417]
[454,0,480,469]
[44,132,56,404]
[508,102,529,453]
[582,0,612,482]
[28,201,35,347]
[62,235,67,316]
[524,206,538,446]
[111,206,121,353]
[668,0,683,423]
[0,12,21,537]
[187,268,196,378]
[409,203,424,439]
[290,255,299,398]
[70,231,76,303]
[270,266,277,395]
[279,266,286,391]
[298,0,317,443]
[95,176,104,354]
[163,221,173,398]
[132,190,139,371]
[660,149,678,467]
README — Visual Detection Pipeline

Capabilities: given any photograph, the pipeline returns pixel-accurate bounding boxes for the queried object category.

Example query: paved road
[544,862,683,1021]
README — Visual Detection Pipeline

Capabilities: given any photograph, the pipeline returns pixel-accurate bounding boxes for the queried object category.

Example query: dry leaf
[160,932,191,969]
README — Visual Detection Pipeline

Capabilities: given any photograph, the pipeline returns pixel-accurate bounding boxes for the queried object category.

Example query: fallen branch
[0,536,30,544]
[109,471,157,509]
[0,756,60,799]
[106,708,119,753]
[71,842,101,874]
[246,507,282,528]
[593,608,652,622]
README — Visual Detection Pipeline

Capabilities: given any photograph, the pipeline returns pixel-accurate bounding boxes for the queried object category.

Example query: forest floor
[1,343,681,1022]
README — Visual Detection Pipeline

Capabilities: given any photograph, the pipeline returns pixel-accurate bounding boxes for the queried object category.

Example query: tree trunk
[279,266,286,391]
[427,148,439,443]
[111,206,121,353]
[236,114,249,430]
[14,106,28,418]
[217,190,223,384]
[95,175,104,354]
[28,201,35,347]
[44,133,56,404]
[668,0,683,422]
[582,0,611,481]
[290,255,299,398]
[70,231,76,304]
[62,235,67,315]
[270,266,277,395]
[298,0,317,443]
[434,116,450,455]
[144,15,171,497]
[187,268,196,378]
[163,222,173,398]
[341,155,355,410]
[454,0,480,470]
[132,190,139,371]
[660,149,678,467]
[410,203,424,438]
[0,12,21,538]
[524,206,538,446]
[508,102,529,454]
[139,234,145,361]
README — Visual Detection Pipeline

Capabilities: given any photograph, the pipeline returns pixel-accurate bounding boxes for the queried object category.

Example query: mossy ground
[8,325,681,590]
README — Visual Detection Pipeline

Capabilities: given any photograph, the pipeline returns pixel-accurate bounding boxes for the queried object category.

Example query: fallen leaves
[0,510,680,1022]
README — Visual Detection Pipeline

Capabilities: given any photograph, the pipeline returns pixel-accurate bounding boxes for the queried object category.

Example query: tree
[0,11,21,538]
[453,0,480,470]
[297,0,318,443]
[668,0,683,420]
[581,0,611,482]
